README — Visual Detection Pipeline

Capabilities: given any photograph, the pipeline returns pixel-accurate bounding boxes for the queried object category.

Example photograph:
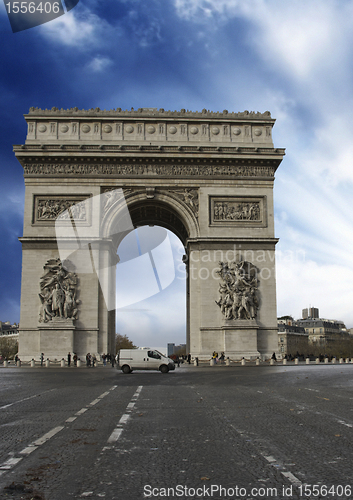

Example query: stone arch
[102,190,200,248]
[16,107,284,361]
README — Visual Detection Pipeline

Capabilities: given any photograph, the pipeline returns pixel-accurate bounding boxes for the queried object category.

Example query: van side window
[148,350,161,359]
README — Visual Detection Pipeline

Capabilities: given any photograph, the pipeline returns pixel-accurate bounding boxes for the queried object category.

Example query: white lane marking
[33,426,65,446]
[107,428,123,443]
[20,445,38,455]
[338,419,353,428]
[0,457,23,469]
[281,471,302,486]
[264,455,277,463]
[304,388,319,393]
[106,386,143,445]
[0,389,56,410]
[76,408,88,416]
[119,414,130,425]
[1,385,119,477]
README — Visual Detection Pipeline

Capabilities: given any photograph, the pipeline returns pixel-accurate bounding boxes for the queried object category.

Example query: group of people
[86,352,115,367]
[212,351,225,364]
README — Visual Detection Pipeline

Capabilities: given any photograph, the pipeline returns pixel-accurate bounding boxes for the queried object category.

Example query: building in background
[302,307,319,319]
[167,343,186,356]
[277,317,308,357]
[278,307,351,356]
[0,321,19,337]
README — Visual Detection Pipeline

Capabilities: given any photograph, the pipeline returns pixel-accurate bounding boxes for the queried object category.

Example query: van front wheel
[160,365,169,374]
[122,365,131,374]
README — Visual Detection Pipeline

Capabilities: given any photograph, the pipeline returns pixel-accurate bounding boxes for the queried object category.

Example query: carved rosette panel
[33,196,90,224]
[215,261,259,321]
[210,196,266,227]
[38,258,79,323]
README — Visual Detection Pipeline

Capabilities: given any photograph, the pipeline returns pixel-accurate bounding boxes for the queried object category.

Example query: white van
[118,348,175,374]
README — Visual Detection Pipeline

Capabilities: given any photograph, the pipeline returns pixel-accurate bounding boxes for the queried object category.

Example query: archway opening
[115,225,187,353]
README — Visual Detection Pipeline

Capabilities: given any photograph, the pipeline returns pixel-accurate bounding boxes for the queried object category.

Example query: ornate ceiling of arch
[128,200,189,245]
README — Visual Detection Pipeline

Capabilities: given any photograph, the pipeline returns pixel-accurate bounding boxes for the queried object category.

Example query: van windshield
[147,350,162,359]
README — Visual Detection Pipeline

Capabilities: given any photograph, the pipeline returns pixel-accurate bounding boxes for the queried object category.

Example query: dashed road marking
[0,385,119,477]
[107,428,123,443]
[337,419,353,428]
[76,408,88,416]
[281,471,302,486]
[0,388,56,410]
[66,416,77,423]
[106,386,143,445]
[0,457,23,470]
[33,425,65,446]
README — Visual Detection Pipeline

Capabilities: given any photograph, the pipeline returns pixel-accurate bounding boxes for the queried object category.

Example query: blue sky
[1,0,353,346]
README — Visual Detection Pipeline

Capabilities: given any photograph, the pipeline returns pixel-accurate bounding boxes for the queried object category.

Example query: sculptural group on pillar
[38,258,79,323]
[215,260,259,320]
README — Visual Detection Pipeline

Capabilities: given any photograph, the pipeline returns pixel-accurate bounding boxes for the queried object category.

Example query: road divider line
[0,388,57,410]
[0,457,23,470]
[33,425,65,446]
[281,471,302,486]
[106,386,143,445]
[1,385,119,477]
[76,408,88,415]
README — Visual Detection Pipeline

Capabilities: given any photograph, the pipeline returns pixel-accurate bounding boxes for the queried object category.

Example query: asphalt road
[0,363,353,500]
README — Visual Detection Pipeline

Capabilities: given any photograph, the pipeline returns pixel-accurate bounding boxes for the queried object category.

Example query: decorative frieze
[24,163,277,178]
[209,196,266,226]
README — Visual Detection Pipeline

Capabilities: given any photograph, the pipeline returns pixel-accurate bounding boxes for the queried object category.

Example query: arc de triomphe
[14,107,284,361]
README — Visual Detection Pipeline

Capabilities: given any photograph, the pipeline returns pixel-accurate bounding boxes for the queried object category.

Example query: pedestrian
[67,352,71,367]
[92,354,96,367]
[271,352,277,362]
[219,352,225,364]
[187,353,191,364]
[73,353,78,366]
[40,353,44,366]
[86,353,91,367]
[102,353,107,366]
[111,354,115,368]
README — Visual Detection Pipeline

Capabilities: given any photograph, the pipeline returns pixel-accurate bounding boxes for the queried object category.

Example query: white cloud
[86,56,113,72]
[39,9,107,47]
[276,257,353,327]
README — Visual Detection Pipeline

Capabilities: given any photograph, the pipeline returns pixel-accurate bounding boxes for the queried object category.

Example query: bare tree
[115,333,137,352]
[0,337,18,361]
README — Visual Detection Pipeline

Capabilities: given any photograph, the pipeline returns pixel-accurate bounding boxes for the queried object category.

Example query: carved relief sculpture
[214,201,260,221]
[36,199,87,221]
[215,261,259,320]
[174,189,199,217]
[38,258,79,323]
